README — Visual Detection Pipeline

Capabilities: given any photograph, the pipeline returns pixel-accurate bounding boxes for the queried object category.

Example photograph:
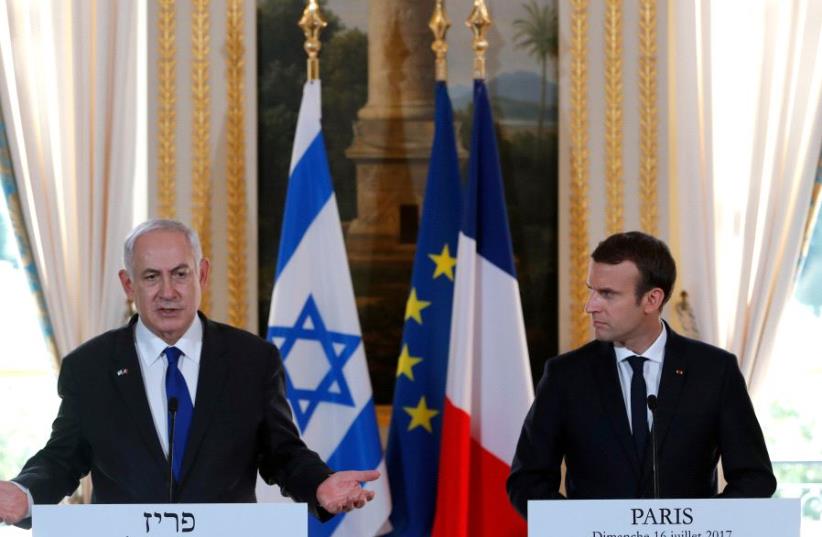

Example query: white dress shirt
[134,316,203,456]
[613,322,667,433]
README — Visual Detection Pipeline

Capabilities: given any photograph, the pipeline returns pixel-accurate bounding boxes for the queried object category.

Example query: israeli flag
[261,80,391,536]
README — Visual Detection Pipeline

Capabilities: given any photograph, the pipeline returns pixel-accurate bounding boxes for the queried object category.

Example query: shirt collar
[135,315,203,366]
[613,321,667,364]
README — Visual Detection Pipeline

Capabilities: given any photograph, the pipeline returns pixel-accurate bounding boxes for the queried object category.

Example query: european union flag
[385,81,462,536]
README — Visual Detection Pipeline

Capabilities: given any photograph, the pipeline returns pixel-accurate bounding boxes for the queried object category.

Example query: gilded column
[569,0,590,348]
[157,0,176,218]
[604,0,623,235]
[225,0,247,328]
[639,0,658,235]
[191,0,212,314]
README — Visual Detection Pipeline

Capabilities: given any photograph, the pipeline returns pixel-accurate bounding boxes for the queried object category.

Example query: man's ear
[644,287,665,313]
[119,269,134,300]
[198,258,210,289]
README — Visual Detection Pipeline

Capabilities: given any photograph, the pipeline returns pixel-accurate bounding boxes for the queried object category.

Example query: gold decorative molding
[639,0,658,235]
[604,0,623,235]
[569,0,590,349]
[226,0,247,328]
[298,0,327,82]
[191,0,212,315]
[157,0,176,219]
[466,0,492,80]
[430,0,451,82]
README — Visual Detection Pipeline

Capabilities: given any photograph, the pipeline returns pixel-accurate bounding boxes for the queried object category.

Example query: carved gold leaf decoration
[604,0,623,235]
[226,0,247,328]
[191,0,212,315]
[639,0,658,235]
[569,0,590,348]
[157,0,176,219]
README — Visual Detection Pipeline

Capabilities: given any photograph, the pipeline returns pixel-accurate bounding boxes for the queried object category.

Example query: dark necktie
[627,355,649,462]
[165,346,193,482]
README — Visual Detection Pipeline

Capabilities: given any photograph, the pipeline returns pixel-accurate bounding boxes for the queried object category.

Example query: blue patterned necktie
[165,346,193,482]
[627,355,649,462]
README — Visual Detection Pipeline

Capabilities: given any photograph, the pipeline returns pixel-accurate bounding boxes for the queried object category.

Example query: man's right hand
[0,481,28,525]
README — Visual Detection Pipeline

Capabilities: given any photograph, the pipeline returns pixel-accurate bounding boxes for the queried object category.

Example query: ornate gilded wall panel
[569,0,591,349]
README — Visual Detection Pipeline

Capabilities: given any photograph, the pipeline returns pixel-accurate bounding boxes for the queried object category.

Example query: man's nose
[158,275,176,297]
[584,292,600,313]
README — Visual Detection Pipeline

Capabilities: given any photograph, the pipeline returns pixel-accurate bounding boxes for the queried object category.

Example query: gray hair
[123,219,203,276]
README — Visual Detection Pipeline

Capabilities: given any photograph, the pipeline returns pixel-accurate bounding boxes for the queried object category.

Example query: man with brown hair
[507,231,775,517]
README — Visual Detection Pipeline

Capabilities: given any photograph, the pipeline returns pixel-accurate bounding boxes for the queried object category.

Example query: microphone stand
[168,397,178,503]
[647,394,660,499]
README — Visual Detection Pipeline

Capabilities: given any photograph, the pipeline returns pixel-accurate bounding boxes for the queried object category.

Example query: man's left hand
[316,470,379,514]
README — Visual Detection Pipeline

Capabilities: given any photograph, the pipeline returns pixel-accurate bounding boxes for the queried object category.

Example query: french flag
[431,80,534,536]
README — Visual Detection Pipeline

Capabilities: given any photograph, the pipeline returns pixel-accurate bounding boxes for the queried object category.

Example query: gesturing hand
[316,470,380,514]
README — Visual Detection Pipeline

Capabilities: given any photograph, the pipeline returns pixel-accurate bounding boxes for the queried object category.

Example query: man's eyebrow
[588,284,619,294]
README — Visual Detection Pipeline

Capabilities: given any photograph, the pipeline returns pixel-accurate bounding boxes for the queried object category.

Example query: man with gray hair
[0,219,378,528]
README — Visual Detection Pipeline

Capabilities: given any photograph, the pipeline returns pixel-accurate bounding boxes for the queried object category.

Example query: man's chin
[593,328,613,342]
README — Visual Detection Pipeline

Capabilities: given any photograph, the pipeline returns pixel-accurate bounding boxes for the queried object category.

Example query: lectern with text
[32,503,306,536]
[528,498,799,537]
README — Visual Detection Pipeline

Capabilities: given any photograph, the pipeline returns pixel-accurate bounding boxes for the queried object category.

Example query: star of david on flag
[258,80,391,537]
[269,295,359,431]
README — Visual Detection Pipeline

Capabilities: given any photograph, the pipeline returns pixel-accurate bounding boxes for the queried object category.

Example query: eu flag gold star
[396,344,423,380]
[403,396,440,433]
[428,244,457,281]
[404,288,431,325]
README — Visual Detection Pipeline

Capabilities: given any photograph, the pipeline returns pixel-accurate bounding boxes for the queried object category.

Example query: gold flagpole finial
[298,0,327,81]
[430,0,451,82]
[466,0,492,80]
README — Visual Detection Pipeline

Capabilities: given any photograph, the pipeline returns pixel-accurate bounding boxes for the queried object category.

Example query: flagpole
[298,0,327,81]
[466,0,492,81]
[430,0,451,82]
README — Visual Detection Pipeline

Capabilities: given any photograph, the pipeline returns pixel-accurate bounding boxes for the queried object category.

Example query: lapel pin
[116,368,129,377]
[675,369,684,376]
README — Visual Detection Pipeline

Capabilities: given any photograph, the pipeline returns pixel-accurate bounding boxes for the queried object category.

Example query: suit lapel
[591,342,641,477]
[653,324,688,451]
[110,317,167,469]
[179,314,229,483]
[638,323,688,495]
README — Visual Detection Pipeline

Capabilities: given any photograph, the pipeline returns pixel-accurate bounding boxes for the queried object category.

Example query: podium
[32,503,306,536]
[528,498,800,537]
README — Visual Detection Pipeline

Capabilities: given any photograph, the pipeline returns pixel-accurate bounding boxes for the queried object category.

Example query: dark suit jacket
[13,313,332,526]
[507,324,776,517]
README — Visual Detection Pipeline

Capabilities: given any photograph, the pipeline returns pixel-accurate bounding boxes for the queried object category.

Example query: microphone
[168,397,178,503]
[647,394,660,498]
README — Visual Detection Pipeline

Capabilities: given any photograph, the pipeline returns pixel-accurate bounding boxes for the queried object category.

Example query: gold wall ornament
[466,0,492,80]
[604,0,623,235]
[226,0,248,328]
[299,0,327,81]
[639,0,658,235]
[191,0,212,315]
[157,0,176,219]
[569,0,590,349]
[430,0,451,82]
